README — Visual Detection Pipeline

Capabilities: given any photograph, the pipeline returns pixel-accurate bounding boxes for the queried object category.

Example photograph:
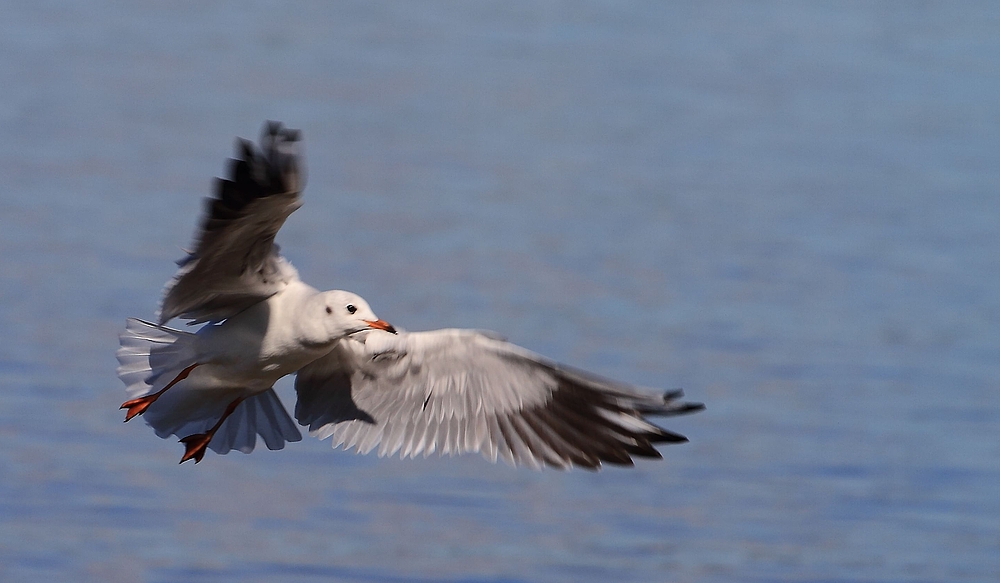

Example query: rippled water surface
[2,2,998,582]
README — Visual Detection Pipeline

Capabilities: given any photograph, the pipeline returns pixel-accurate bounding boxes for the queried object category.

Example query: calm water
[2,2,998,582]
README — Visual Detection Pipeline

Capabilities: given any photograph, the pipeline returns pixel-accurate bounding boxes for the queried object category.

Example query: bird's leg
[178,396,246,464]
[121,363,201,422]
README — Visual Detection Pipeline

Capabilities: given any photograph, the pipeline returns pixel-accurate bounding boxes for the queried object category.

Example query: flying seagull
[117,122,704,468]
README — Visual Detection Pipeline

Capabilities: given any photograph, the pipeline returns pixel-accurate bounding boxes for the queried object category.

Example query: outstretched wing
[159,121,305,324]
[294,329,704,470]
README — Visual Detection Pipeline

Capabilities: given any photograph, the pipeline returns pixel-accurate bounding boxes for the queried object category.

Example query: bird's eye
[346,304,357,314]
[325,306,332,314]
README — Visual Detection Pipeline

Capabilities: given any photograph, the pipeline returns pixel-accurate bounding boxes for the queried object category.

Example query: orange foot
[120,363,200,422]
[177,396,246,464]
[120,394,157,422]
[179,433,213,464]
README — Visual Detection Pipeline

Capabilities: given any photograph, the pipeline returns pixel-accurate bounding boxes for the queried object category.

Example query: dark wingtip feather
[238,137,255,163]
[666,399,706,414]
[197,123,302,236]
[265,120,283,137]
[663,389,685,400]
[629,390,706,417]
[530,376,706,471]
[648,430,689,444]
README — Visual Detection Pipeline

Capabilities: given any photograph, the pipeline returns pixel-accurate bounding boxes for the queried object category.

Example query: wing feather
[159,122,305,324]
[411,408,435,458]
[486,414,514,466]
[293,329,704,470]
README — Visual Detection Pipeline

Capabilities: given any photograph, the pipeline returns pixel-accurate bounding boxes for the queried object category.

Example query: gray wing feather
[294,329,704,470]
[159,122,305,324]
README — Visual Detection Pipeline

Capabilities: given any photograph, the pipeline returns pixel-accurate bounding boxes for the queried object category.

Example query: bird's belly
[183,362,280,394]
[191,345,328,393]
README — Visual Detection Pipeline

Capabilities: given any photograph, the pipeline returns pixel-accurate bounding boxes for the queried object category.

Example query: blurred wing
[159,121,305,324]
[294,329,704,470]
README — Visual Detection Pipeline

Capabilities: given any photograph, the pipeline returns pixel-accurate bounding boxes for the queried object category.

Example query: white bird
[117,122,704,467]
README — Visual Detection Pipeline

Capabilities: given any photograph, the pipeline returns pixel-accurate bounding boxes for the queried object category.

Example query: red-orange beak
[364,319,397,334]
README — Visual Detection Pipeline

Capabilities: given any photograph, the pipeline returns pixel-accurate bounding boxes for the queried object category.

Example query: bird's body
[117,122,703,467]
[119,282,388,462]
[193,282,363,381]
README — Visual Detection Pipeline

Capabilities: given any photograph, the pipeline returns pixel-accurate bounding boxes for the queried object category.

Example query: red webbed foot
[120,363,201,422]
[179,433,213,464]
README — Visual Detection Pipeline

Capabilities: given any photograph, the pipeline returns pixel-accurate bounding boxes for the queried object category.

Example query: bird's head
[317,290,396,340]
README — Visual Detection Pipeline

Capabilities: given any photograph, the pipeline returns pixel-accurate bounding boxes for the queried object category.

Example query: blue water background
[1,2,998,582]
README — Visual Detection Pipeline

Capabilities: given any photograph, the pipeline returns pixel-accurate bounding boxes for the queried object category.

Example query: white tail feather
[116,318,198,399]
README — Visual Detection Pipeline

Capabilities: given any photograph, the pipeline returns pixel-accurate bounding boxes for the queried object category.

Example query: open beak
[364,319,397,334]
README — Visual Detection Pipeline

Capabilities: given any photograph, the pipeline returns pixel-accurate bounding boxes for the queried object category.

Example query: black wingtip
[261,120,301,143]
[237,137,255,162]
[663,388,685,400]
[650,430,690,444]
[660,389,705,415]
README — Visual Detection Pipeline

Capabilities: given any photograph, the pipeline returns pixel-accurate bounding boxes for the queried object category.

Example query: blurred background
[1,2,998,582]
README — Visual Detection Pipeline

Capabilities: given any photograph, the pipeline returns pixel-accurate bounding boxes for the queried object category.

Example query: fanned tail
[116,318,198,399]
[209,389,302,454]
